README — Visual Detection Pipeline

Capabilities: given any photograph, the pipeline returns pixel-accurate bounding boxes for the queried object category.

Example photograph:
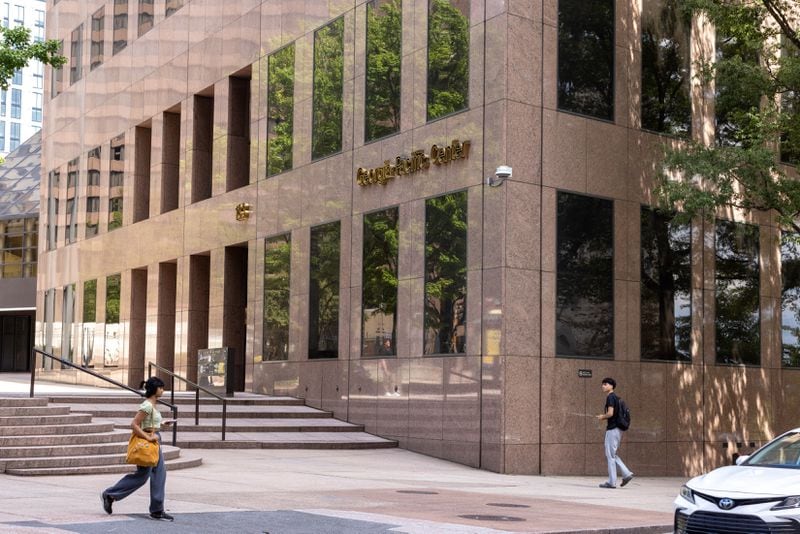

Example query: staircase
[47,393,397,450]
[0,397,202,476]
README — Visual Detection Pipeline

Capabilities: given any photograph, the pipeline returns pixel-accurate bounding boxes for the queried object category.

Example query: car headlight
[772,496,800,511]
[680,485,695,504]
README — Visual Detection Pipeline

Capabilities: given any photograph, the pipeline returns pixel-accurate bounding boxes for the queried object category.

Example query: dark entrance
[223,244,248,391]
[0,313,32,372]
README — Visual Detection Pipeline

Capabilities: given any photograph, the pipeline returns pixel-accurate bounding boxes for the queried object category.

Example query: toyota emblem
[718,498,735,510]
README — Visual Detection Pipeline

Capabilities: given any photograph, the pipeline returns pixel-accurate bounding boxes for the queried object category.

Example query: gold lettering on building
[356,139,471,186]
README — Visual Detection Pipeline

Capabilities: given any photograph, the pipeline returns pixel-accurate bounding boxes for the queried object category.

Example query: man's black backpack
[616,397,631,431]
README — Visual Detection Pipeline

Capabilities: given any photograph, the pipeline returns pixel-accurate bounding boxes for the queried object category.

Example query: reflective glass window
[557,0,614,120]
[165,0,183,17]
[112,0,128,55]
[264,234,291,361]
[641,0,691,137]
[91,7,104,71]
[556,192,614,357]
[267,44,294,176]
[715,220,760,365]
[715,33,760,146]
[640,207,691,361]
[365,0,402,141]
[362,208,399,357]
[424,191,467,354]
[312,18,344,160]
[137,0,153,37]
[83,279,97,322]
[309,222,340,359]
[109,135,124,231]
[427,0,469,121]
[70,23,83,85]
[66,157,79,244]
[782,233,800,366]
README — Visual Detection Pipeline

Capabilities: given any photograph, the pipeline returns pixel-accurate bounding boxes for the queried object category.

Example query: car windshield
[745,432,800,468]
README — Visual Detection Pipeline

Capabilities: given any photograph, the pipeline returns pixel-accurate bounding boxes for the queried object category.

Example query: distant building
[0,131,39,371]
[0,0,47,157]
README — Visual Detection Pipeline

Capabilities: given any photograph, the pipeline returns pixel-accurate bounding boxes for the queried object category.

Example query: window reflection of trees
[264,234,291,361]
[312,18,344,160]
[640,208,691,361]
[781,233,800,366]
[641,0,691,137]
[715,220,760,365]
[427,0,469,121]
[715,33,762,146]
[366,0,401,141]
[556,193,614,358]
[310,222,340,359]
[424,192,467,355]
[267,44,294,176]
[362,208,399,357]
[557,0,614,120]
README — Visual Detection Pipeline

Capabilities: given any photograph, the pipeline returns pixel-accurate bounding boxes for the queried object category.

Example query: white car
[674,429,800,533]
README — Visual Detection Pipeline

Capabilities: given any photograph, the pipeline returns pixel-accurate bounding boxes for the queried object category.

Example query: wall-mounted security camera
[486,165,512,187]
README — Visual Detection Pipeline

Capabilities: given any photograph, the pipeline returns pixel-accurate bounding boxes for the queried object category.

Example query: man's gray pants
[104,433,166,513]
[604,428,632,486]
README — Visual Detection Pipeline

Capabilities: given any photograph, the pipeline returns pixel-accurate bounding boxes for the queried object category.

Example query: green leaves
[0,26,64,90]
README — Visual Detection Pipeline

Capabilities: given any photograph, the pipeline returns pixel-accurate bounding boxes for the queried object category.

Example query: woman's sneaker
[149,511,174,521]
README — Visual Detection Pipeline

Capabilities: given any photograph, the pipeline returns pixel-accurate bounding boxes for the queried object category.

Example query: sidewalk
[1,374,679,533]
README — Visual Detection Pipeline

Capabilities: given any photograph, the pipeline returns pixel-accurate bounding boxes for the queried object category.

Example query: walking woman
[101,376,175,521]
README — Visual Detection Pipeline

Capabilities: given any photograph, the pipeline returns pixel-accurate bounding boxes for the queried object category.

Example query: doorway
[223,245,248,392]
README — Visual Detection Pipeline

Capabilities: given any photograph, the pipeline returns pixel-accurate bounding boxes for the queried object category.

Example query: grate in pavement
[458,514,526,522]
[486,503,530,509]
[396,490,439,495]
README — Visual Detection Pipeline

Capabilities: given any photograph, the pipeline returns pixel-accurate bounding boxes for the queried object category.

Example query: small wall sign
[578,369,592,378]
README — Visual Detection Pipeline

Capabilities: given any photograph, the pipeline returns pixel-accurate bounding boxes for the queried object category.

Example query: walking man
[596,377,633,488]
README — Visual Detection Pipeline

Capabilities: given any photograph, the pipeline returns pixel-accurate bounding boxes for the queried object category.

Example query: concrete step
[0,405,71,417]
[0,429,130,450]
[0,441,127,459]
[58,404,333,419]
[5,454,203,476]
[0,413,92,426]
[46,394,305,406]
[0,422,116,436]
[109,418,365,433]
[176,432,398,450]
[2,445,182,469]
[0,398,49,407]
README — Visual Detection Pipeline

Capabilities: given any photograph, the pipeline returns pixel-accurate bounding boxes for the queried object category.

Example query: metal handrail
[29,348,178,447]
[148,362,227,441]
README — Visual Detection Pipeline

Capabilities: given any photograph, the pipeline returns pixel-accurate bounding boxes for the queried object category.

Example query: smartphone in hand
[161,418,177,426]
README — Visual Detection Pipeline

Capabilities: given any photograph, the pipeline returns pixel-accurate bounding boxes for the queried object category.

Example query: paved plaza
[0,376,678,533]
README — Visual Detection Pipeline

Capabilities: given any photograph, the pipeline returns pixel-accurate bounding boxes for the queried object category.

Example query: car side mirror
[735,455,749,465]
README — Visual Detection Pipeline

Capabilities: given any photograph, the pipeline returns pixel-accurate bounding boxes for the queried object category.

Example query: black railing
[29,348,178,446]
[148,362,227,441]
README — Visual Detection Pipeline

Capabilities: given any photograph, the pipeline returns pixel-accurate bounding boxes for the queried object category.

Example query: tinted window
[557,0,614,120]
[427,0,469,121]
[556,192,613,357]
[264,234,291,361]
[640,207,691,360]
[362,208,399,357]
[715,33,761,146]
[715,220,760,365]
[312,18,344,160]
[267,44,295,176]
[424,191,467,354]
[641,0,691,137]
[310,222,340,359]
[365,0,402,141]
[782,233,800,366]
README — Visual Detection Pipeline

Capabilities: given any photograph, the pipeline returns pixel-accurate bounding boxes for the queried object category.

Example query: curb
[546,526,671,534]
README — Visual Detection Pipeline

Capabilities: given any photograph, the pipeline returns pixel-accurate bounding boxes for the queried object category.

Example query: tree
[655,0,800,234]
[0,26,65,90]
[267,44,295,176]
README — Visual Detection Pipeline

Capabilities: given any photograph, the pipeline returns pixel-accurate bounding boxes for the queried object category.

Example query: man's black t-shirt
[604,392,619,430]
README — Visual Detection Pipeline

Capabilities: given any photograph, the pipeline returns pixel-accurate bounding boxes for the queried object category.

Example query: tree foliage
[264,235,291,361]
[0,26,65,90]
[655,0,800,234]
